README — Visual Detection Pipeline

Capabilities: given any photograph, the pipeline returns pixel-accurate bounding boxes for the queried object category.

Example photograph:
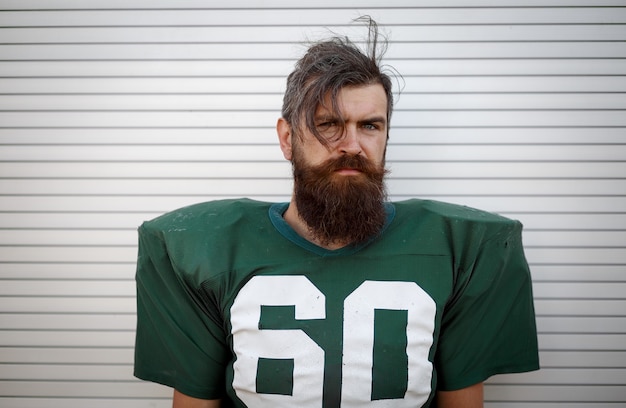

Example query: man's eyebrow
[314,115,387,125]
[314,114,339,123]
[361,116,387,125]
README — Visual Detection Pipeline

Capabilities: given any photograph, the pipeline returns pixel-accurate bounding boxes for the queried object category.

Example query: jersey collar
[268,202,396,257]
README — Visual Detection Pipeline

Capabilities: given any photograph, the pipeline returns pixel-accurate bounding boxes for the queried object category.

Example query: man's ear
[277,118,293,161]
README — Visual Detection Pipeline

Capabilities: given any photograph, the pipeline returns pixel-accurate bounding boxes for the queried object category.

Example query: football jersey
[134,198,539,407]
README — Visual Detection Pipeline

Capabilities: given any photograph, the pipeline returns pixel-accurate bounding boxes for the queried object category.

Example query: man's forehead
[314,84,388,117]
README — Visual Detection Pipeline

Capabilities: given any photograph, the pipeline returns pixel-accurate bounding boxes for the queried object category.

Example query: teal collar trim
[268,202,396,257]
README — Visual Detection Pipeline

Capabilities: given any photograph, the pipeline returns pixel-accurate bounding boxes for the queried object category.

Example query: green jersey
[134,198,539,407]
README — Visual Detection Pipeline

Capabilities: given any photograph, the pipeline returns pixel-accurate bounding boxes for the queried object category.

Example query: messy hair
[281,16,395,147]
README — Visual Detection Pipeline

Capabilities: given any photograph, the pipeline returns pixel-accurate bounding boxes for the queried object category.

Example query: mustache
[310,154,386,177]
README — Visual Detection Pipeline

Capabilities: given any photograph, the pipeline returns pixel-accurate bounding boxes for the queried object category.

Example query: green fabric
[134,198,539,406]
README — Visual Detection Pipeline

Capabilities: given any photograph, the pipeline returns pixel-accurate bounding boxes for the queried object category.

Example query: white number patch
[230,276,436,407]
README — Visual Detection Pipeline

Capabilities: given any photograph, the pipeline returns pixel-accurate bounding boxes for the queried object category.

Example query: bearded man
[134,18,539,408]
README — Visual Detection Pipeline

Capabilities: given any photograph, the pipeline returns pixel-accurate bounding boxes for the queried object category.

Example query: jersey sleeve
[134,222,229,399]
[435,220,540,391]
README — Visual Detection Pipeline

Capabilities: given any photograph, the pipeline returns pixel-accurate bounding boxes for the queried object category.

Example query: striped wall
[1,1,625,406]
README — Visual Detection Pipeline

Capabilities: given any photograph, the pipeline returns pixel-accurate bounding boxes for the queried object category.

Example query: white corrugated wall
[0,1,625,407]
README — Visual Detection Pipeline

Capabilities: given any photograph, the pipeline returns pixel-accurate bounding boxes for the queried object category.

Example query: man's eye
[363,123,379,130]
[317,122,340,134]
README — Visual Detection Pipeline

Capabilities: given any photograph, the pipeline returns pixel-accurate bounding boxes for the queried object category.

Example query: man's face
[286,84,390,246]
[292,83,389,171]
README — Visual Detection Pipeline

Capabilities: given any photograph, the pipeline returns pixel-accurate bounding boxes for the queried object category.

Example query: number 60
[231,275,436,407]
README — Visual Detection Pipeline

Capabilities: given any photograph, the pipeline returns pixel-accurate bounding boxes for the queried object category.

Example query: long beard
[292,151,388,247]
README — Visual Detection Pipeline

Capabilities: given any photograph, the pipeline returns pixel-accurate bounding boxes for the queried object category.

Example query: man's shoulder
[392,198,520,229]
[139,198,272,235]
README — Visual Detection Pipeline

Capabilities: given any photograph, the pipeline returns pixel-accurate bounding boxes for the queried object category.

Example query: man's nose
[338,126,362,155]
